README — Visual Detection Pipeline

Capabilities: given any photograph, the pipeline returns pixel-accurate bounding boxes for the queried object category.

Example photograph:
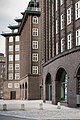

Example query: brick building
[41,0,80,107]
[2,0,42,100]
[0,53,5,99]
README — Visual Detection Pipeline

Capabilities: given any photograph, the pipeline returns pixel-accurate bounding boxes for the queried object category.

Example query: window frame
[32,28,38,36]
[32,66,38,74]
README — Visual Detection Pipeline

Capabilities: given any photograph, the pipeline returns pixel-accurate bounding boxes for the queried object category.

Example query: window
[15,73,20,80]
[32,66,38,74]
[9,37,13,42]
[32,28,38,36]
[15,45,19,51]
[14,83,19,88]
[15,36,19,41]
[9,55,13,61]
[32,16,38,24]
[76,29,80,46]
[56,42,58,55]
[9,64,13,70]
[32,41,38,49]
[8,83,13,88]
[56,0,58,11]
[60,0,63,6]
[61,38,65,52]
[15,64,20,70]
[9,45,13,52]
[75,1,80,20]
[67,7,71,25]
[67,33,72,49]
[61,14,64,30]
[9,73,13,80]
[32,53,38,62]
[15,54,19,61]
[56,19,58,34]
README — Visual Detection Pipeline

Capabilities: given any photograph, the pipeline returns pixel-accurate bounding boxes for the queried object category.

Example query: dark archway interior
[76,67,80,95]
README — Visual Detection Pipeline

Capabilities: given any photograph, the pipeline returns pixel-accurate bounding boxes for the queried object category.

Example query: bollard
[39,103,43,110]
[57,102,61,109]
[21,104,25,110]
[3,104,7,111]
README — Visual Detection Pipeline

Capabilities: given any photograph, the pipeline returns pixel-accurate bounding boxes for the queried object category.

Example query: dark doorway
[45,73,52,101]
[10,91,16,100]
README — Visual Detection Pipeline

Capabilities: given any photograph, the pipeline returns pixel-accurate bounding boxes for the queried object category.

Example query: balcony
[26,7,41,15]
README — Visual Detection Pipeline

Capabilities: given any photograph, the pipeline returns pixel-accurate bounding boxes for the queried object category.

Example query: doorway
[10,91,16,100]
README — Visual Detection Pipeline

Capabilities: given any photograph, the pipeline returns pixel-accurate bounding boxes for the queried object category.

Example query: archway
[56,68,68,103]
[45,73,52,101]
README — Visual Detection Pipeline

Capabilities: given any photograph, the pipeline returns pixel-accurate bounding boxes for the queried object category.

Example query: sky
[0,0,30,55]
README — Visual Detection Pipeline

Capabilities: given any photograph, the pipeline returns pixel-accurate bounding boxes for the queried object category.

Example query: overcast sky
[0,0,30,55]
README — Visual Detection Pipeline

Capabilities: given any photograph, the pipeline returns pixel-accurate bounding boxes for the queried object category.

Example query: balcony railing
[27,7,41,13]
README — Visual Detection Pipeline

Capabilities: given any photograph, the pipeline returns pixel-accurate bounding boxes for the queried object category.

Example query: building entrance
[10,91,16,100]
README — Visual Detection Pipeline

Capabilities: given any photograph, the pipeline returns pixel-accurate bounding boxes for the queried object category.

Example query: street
[0,114,33,120]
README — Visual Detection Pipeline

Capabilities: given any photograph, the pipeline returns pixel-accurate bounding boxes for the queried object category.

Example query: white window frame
[15,64,20,70]
[67,7,71,25]
[9,45,13,52]
[15,54,20,61]
[32,66,38,74]
[56,0,58,11]
[61,14,64,30]
[56,42,58,55]
[76,29,80,46]
[32,28,38,36]
[61,38,65,52]
[15,45,19,51]
[60,0,63,6]
[32,41,38,49]
[56,19,58,34]
[32,53,38,62]
[67,33,72,49]
[15,36,19,41]
[32,16,38,24]
[9,64,13,70]
[9,55,13,61]
[9,37,13,42]
[9,73,13,80]
[15,73,20,80]
[75,1,80,20]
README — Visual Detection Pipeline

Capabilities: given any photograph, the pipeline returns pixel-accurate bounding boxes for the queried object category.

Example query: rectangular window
[56,42,58,55]
[76,29,80,46]
[9,45,13,52]
[75,1,80,20]
[56,19,58,34]
[15,54,20,61]
[32,66,38,74]
[32,28,38,36]
[61,14,64,30]
[61,38,65,52]
[15,64,20,70]
[9,37,13,42]
[9,73,13,80]
[67,7,71,25]
[32,53,38,62]
[9,55,13,61]
[9,64,13,70]
[67,33,72,49]
[15,36,19,41]
[32,41,38,49]
[60,0,63,6]
[56,0,58,11]
[15,45,19,51]
[32,16,38,24]
[15,73,20,80]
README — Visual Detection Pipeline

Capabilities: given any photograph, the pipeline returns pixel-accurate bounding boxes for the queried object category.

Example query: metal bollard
[21,104,25,110]
[3,104,7,111]
[39,103,43,110]
[57,102,61,109]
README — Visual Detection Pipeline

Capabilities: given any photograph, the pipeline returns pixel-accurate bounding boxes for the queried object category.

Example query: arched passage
[45,73,52,101]
[55,68,68,103]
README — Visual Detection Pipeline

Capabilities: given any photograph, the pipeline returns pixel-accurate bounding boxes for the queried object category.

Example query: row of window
[56,0,80,33]
[9,64,20,70]
[9,36,19,42]
[58,28,80,53]
[9,54,19,61]
[9,45,19,52]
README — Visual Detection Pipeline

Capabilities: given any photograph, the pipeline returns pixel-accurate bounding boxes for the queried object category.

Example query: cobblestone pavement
[0,100,80,119]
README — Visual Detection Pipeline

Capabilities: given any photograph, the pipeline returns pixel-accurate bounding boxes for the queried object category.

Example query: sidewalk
[0,100,80,119]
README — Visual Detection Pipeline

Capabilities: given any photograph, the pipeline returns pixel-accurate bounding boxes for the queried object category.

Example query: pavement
[0,100,80,119]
